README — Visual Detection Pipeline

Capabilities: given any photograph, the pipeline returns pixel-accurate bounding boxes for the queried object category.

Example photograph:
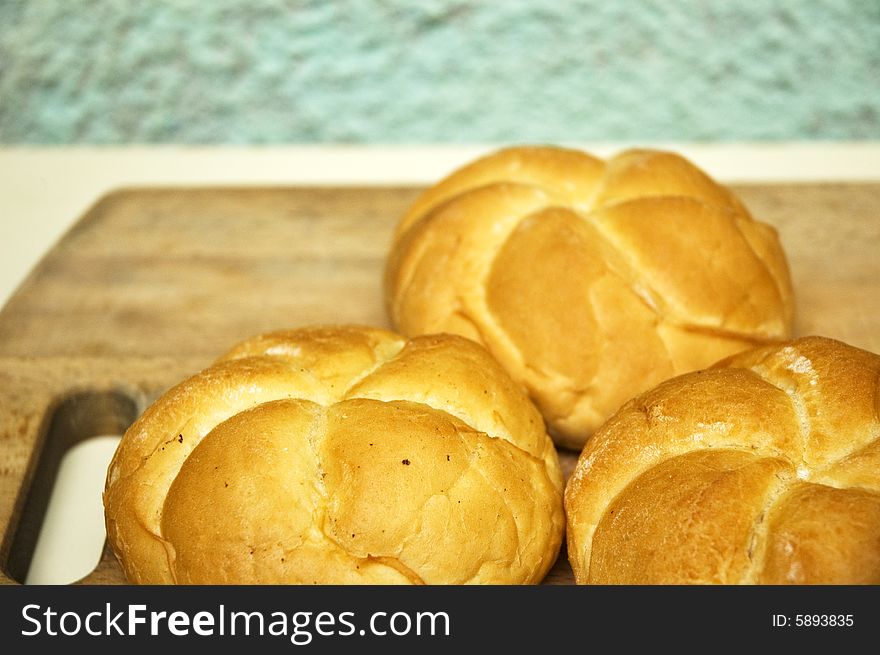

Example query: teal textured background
[1,0,878,144]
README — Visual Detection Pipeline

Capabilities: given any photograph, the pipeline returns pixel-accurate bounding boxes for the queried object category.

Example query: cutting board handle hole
[4,390,137,584]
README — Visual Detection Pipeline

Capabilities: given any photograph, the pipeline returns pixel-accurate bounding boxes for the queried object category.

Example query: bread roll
[385,146,794,448]
[565,336,880,584]
[104,325,564,584]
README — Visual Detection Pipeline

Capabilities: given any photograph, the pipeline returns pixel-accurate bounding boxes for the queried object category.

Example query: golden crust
[104,325,563,584]
[564,336,880,584]
[385,146,794,448]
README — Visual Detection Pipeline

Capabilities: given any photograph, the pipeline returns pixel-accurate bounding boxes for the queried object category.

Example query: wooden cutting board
[1,184,878,585]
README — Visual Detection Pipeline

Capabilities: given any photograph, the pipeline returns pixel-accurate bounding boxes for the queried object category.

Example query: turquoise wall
[1,0,878,143]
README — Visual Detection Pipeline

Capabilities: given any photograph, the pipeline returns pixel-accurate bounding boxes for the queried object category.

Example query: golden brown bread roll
[104,325,564,584]
[565,336,880,584]
[385,146,795,448]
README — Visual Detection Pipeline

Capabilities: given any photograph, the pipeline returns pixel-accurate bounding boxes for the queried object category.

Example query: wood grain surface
[1,184,878,585]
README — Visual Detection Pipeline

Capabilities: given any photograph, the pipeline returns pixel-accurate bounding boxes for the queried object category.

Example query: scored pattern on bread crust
[385,146,795,447]
[564,336,880,584]
[104,326,564,585]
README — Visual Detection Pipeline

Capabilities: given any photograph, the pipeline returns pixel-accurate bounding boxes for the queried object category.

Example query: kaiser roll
[385,146,795,448]
[565,336,880,584]
[104,325,564,584]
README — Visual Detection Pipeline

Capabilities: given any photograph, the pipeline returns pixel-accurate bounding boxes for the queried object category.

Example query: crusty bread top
[104,325,563,584]
[564,336,880,584]
[386,146,795,448]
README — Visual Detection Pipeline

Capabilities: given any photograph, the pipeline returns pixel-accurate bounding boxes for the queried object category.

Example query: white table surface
[2,142,880,310]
